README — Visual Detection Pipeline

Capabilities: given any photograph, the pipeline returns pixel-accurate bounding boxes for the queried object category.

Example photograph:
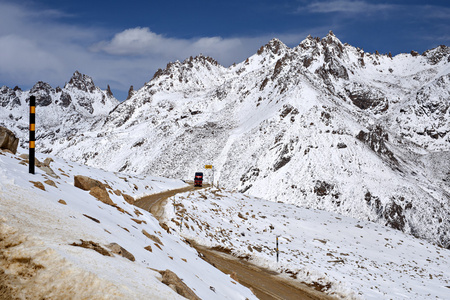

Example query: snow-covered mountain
[0,71,119,152]
[1,32,449,249]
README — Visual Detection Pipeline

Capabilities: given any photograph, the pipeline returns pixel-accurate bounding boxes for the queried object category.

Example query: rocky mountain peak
[151,54,221,82]
[106,85,113,97]
[30,81,54,106]
[126,85,135,100]
[257,38,288,56]
[183,54,220,67]
[422,45,450,65]
[65,71,96,93]
[298,34,321,51]
[321,30,345,58]
[30,81,53,94]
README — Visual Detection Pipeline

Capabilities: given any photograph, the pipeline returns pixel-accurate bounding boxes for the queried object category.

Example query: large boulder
[74,175,115,206]
[74,175,104,191]
[89,186,115,206]
[107,243,135,262]
[0,126,19,154]
[158,269,200,300]
[19,154,59,178]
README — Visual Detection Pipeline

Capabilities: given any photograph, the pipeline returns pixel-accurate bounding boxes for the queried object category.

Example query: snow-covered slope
[163,188,450,299]
[1,32,449,249]
[0,150,255,299]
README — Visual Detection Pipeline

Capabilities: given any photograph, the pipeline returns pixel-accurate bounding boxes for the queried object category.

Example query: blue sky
[1,0,449,100]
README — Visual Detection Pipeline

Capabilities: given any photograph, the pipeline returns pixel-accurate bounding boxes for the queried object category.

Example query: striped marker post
[29,95,35,174]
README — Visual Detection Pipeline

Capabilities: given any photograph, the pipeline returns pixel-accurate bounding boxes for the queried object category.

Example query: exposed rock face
[63,71,116,114]
[74,175,115,205]
[257,38,288,56]
[107,243,135,262]
[30,181,45,191]
[74,175,105,191]
[30,81,53,106]
[422,45,450,65]
[142,230,163,245]
[356,126,397,164]
[346,84,389,112]
[89,186,115,206]
[314,180,334,196]
[122,193,134,204]
[0,126,19,154]
[106,85,113,98]
[158,269,201,300]
[0,86,21,108]
[59,91,72,107]
[126,85,135,100]
[71,240,112,257]
[66,71,96,93]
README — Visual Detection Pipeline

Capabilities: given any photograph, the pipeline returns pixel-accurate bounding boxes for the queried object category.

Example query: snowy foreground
[164,189,450,299]
[1,149,449,300]
[0,151,255,299]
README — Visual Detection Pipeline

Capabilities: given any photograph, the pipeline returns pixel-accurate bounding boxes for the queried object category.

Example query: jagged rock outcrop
[158,269,200,300]
[356,125,397,164]
[126,85,135,100]
[422,45,450,65]
[66,70,96,93]
[0,86,21,108]
[0,126,19,154]
[346,84,389,112]
[107,243,135,262]
[106,85,113,97]
[74,175,105,191]
[74,175,115,205]
[30,81,53,106]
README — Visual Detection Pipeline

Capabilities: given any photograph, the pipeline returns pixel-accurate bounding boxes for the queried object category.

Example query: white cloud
[297,0,395,14]
[297,0,450,20]
[90,27,322,69]
[0,2,360,100]
[91,27,180,56]
[91,27,253,64]
[0,2,288,99]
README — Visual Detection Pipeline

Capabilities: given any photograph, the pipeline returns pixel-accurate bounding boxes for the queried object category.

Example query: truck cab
[194,172,203,187]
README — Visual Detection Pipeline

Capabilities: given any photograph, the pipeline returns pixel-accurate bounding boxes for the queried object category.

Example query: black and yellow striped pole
[29,95,36,174]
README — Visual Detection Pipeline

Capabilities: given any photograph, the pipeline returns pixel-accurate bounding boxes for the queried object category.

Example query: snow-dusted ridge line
[1,32,449,249]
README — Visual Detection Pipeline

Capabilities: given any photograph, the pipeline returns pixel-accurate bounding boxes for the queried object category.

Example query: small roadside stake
[180,212,184,231]
[276,235,280,263]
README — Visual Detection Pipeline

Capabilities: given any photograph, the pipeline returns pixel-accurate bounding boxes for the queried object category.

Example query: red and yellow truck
[194,172,203,187]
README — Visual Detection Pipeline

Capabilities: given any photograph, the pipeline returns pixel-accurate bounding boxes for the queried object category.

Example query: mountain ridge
[1,32,449,248]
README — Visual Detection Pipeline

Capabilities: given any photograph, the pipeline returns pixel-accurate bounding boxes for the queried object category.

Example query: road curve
[134,184,335,300]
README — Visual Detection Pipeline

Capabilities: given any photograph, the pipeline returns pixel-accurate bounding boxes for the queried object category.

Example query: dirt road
[135,184,335,300]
